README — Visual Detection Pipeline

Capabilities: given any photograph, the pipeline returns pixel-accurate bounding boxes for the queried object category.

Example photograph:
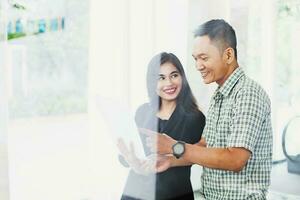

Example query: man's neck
[217,62,239,86]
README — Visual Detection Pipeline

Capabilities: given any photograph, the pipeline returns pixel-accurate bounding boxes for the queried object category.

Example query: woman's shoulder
[191,111,205,126]
[134,103,155,124]
[178,107,206,143]
[194,109,206,121]
[181,107,205,122]
[184,108,206,129]
[135,103,153,116]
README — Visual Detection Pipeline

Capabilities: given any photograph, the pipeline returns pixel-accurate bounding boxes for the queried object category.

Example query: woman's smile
[163,86,177,95]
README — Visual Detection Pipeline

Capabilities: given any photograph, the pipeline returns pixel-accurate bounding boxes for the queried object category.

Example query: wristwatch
[172,141,185,159]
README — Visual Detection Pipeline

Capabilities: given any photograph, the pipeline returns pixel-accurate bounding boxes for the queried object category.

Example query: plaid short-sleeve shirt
[200,67,273,200]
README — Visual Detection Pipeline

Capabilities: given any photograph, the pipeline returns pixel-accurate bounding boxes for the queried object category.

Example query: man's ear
[223,47,235,64]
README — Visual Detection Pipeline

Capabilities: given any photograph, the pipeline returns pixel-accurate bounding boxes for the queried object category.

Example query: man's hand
[139,128,177,155]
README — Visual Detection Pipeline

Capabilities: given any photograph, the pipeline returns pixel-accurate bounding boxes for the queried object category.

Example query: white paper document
[96,96,146,159]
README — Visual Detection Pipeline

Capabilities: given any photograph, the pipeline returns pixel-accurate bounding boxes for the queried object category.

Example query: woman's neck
[157,100,176,120]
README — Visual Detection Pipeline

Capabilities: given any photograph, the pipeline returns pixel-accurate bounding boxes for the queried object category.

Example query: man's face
[192,35,229,85]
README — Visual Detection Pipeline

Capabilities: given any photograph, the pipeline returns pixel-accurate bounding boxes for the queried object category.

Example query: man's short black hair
[194,19,237,59]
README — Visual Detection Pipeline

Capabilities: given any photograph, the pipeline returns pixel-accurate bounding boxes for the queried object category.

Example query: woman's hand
[140,154,173,173]
[117,138,173,174]
[117,138,154,175]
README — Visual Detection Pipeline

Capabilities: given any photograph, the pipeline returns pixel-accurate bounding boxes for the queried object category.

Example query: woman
[119,52,206,200]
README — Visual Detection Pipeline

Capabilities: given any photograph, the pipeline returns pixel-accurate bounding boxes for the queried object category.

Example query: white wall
[0,0,10,199]
[0,45,10,200]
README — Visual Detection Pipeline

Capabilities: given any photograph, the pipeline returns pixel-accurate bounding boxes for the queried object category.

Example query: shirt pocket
[214,104,233,147]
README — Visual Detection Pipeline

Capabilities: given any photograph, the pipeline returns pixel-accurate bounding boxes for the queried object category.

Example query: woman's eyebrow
[159,70,179,76]
[170,71,179,75]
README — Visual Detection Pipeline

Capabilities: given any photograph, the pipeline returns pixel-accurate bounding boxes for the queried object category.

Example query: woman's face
[156,62,182,102]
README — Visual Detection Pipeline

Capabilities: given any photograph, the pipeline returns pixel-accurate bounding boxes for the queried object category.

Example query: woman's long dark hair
[146,52,199,113]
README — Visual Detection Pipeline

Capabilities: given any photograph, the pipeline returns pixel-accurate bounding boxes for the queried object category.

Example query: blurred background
[0,0,299,199]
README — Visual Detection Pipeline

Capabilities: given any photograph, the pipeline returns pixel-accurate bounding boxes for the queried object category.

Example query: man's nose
[196,60,204,71]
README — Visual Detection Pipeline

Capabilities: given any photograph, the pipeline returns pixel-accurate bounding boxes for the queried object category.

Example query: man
[142,19,273,199]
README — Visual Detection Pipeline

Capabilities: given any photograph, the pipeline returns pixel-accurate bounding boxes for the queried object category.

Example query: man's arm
[161,143,250,172]
[169,138,206,167]
[157,142,250,172]
[155,138,205,171]
[183,144,251,172]
[141,129,251,172]
[197,137,207,147]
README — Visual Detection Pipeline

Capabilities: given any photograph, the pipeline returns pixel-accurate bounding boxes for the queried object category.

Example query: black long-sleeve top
[121,103,206,200]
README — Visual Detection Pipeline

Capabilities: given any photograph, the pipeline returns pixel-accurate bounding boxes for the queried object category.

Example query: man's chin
[202,78,213,84]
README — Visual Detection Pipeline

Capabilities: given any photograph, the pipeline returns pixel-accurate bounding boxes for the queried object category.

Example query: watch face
[174,143,184,154]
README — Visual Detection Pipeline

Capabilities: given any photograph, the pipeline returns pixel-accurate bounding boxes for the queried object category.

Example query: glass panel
[275,0,300,159]
[7,0,88,119]
[6,0,90,199]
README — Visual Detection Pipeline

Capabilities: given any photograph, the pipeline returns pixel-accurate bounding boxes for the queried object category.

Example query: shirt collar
[215,67,244,98]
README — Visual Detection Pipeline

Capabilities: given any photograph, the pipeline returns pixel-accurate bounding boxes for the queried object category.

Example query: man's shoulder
[234,74,270,102]
[236,74,261,91]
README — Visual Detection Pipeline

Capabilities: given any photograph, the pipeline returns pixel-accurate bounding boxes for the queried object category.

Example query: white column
[88,0,133,199]
[0,0,10,199]
[260,0,277,159]
[0,45,10,200]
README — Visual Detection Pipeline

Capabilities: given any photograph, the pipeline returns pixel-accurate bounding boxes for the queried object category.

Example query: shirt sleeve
[227,87,270,153]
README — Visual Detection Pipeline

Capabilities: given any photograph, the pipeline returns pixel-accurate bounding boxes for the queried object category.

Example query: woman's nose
[164,77,172,85]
